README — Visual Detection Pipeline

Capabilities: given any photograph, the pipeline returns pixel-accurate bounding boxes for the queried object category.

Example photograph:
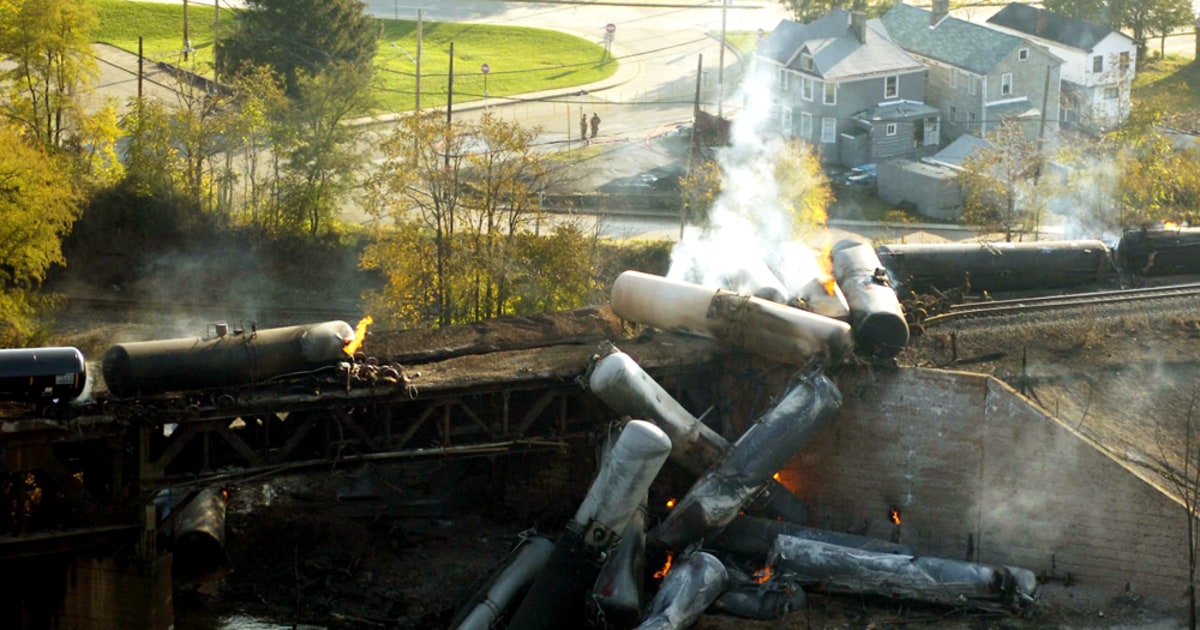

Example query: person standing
[590,112,601,139]
[580,112,588,142]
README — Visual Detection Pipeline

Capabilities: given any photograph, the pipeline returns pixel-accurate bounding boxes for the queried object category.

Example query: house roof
[876,3,1030,75]
[758,9,924,81]
[986,3,1122,52]
[858,100,940,122]
[986,98,1040,121]
[926,133,991,168]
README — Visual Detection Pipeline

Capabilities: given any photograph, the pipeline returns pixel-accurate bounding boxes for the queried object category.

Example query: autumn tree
[0,0,98,153]
[1108,109,1200,228]
[0,124,81,344]
[217,0,377,99]
[958,121,1047,241]
[361,112,598,328]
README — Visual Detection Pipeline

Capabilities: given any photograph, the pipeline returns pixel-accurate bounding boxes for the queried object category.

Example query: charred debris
[449,240,1040,630]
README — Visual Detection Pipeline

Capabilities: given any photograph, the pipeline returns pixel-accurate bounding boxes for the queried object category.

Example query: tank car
[831,239,909,358]
[876,240,1115,294]
[0,346,87,402]
[101,320,354,399]
[1117,227,1200,277]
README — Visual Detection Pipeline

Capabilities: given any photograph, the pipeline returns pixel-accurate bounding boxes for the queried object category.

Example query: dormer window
[800,53,814,72]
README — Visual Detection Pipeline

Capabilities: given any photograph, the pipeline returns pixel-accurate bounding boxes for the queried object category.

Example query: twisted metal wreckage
[449,244,1040,629]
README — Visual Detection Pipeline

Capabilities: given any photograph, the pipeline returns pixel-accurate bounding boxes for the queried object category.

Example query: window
[800,53,814,71]
[801,76,814,101]
[949,105,958,121]
[777,67,789,92]
[968,112,977,128]
[1000,72,1012,96]
[950,68,958,89]
[968,76,977,95]
[1018,48,1029,61]
[1104,86,1119,99]
[922,117,939,146]
[800,112,813,139]
[1119,51,1130,71]
[781,107,793,135]
[821,117,836,143]
[884,75,898,99]
[823,81,837,105]
[1093,55,1103,73]
[885,122,898,136]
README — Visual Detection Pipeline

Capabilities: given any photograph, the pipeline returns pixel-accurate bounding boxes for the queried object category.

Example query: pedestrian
[580,112,588,142]
[590,112,601,139]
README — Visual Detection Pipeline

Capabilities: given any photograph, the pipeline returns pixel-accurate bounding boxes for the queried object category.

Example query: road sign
[605,23,616,34]
[481,63,490,74]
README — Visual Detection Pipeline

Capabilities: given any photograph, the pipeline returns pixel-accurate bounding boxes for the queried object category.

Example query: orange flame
[343,315,374,357]
[889,507,901,526]
[818,244,836,296]
[1163,220,1180,231]
[772,472,781,482]
[653,551,674,579]
[665,498,677,509]
[754,565,772,584]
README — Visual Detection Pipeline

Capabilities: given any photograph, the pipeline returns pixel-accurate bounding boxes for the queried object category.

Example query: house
[877,135,991,220]
[756,9,937,167]
[875,0,1062,143]
[986,3,1135,132]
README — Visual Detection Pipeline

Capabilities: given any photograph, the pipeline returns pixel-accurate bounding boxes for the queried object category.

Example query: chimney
[1036,9,1046,35]
[852,12,867,44]
[931,0,949,26]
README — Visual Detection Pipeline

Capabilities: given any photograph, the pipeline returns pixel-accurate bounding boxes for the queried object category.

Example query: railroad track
[921,282,1200,327]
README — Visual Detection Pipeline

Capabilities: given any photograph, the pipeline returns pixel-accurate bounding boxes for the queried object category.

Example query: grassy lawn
[1130,54,1200,114]
[724,31,764,55]
[91,0,616,113]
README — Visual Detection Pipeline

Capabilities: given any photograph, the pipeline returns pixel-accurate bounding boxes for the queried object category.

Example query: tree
[958,121,1045,241]
[1146,0,1194,57]
[778,0,891,23]
[361,112,593,328]
[1044,0,1193,57]
[0,124,81,344]
[1154,385,1200,630]
[217,0,377,99]
[0,0,98,153]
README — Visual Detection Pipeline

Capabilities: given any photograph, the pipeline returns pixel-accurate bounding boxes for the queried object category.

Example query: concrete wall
[781,368,1189,598]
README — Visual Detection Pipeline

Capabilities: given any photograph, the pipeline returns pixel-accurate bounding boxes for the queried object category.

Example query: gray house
[756,9,938,167]
[876,0,1062,143]
[986,3,1135,132]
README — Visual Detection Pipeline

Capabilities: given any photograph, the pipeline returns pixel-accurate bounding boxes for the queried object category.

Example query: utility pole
[446,42,454,169]
[213,0,220,83]
[416,10,423,112]
[682,53,703,239]
[138,37,144,104]
[183,0,190,62]
[718,0,727,119]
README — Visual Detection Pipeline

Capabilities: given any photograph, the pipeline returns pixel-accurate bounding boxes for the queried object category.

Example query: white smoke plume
[667,57,829,301]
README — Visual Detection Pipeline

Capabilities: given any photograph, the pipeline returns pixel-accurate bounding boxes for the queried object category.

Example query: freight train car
[0,346,88,403]
[876,240,1116,294]
[1116,227,1200,277]
[101,320,355,401]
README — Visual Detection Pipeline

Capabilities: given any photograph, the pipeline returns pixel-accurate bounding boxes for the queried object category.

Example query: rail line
[922,282,1200,326]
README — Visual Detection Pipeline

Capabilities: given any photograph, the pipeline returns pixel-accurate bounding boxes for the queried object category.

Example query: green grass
[724,31,764,55]
[91,0,617,113]
[1130,54,1200,113]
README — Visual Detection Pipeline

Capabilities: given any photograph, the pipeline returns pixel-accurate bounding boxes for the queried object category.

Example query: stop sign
[606,23,616,34]
[481,63,490,74]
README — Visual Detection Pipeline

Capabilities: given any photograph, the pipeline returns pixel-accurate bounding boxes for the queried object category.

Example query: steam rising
[668,58,830,300]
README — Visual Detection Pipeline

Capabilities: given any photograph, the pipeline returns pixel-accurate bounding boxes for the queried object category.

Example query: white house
[986,3,1136,132]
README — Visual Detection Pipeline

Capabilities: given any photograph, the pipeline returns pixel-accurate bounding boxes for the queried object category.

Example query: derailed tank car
[831,239,909,358]
[0,346,87,403]
[101,320,355,399]
[876,240,1115,294]
[1117,227,1200,277]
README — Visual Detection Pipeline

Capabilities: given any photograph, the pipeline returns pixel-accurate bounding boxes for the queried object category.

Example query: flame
[665,498,677,509]
[772,472,781,482]
[817,243,836,296]
[343,316,374,357]
[653,551,674,579]
[753,565,772,584]
[1163,220,1180,230]
[889,507,901,526]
